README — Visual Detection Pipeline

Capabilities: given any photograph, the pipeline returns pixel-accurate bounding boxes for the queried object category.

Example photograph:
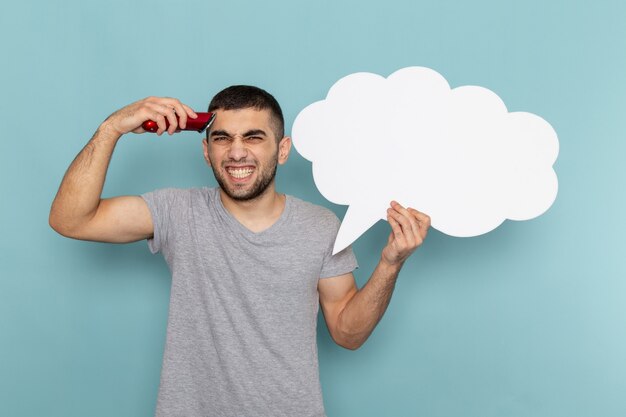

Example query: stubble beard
[211,153,279,202]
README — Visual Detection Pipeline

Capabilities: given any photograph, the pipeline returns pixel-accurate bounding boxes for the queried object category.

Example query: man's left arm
[318,201,430,350]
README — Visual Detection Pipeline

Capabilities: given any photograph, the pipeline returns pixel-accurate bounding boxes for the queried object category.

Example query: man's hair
[208,85,284,139]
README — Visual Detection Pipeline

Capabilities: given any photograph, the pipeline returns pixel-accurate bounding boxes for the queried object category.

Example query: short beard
[211,154,278,202]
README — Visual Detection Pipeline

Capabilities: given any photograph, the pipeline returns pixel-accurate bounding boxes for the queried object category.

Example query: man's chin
[227,189,255,201]
[221,184,264,202]
[213,165,277,202]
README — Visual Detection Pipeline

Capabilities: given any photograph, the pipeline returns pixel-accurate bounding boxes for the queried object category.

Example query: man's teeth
[228,168,254,178]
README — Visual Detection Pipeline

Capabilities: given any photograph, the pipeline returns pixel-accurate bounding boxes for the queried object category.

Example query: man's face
[203,108,291,202]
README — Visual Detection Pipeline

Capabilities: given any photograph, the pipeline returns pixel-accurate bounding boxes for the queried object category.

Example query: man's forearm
[49,122,121,235]
[334,259,403,350]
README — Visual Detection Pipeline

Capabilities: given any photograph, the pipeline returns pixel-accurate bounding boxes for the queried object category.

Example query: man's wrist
[94,119,123,144]
[378,256,404,274]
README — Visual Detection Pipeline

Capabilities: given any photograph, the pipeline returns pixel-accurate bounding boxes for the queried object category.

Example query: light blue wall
[1,1,625,416]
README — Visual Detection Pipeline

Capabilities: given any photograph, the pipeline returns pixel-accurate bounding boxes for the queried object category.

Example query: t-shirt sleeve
[319,245,358,279]
[319,215,358,279]
[141,188,176,254]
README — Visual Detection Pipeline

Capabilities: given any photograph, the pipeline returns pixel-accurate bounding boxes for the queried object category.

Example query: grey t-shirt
[142,187,357,417]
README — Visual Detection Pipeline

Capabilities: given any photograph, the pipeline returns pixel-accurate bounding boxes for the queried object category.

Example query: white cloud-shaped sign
[292,67,559,254]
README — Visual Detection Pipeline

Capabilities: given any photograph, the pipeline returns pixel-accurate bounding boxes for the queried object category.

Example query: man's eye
[213,137,229,142]
[246,136,263,142]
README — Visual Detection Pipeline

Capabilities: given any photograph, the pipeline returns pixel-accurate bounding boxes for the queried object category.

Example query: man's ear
[278,136,292,165]
[202,138,212,167]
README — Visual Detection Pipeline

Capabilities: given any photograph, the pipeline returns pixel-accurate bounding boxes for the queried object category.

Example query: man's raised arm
[49,96,197,243]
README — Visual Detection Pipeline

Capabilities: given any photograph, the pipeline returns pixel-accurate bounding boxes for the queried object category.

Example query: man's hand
[381,201,431,266]
[103,96,197,137]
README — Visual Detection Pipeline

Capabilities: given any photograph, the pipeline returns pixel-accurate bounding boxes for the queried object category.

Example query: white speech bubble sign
[292,67,559,254]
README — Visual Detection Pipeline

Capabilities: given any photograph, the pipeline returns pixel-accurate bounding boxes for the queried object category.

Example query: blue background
[1,1,625,416]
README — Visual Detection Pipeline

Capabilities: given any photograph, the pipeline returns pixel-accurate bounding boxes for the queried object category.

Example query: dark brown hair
[208,85,284,139]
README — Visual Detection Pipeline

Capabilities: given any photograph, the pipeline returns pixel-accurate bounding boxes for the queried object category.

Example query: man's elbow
[331,330,368,351]
[49,212,84,240]
[49,215,73,238]
[335,339,363,351]
[49,212,66,235]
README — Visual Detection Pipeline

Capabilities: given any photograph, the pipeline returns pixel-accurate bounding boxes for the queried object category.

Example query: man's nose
[228,138,248,160]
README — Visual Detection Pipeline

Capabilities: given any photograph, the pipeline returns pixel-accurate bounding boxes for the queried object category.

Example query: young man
[49,86,430,417]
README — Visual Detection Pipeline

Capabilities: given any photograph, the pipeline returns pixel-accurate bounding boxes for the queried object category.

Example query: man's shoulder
[144,186,210,198]
[286,195,341,227]
[142,187,213,208]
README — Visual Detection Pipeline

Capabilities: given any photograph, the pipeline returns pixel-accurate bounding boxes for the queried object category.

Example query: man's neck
[219,186,286,233]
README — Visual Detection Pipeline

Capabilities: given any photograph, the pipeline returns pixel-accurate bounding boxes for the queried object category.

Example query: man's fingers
[182,103,198,119]
[169,100,196,130]
[140,100,174,135]
[387,213,405,244]
[389,201,420,243]
[154,114,167,135]
[147,97,194,134]
[172,104,187,130]
[142,102,168,135]
[388,201,432,244]
[113,96,196,136]
[159,104,177,135]
[383,202,431,265]
[387,206,415,247]
[409,208,431,226]
[408,208,431,239]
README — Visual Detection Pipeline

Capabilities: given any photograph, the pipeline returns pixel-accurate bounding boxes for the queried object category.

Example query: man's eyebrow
[209,129,268,138]
[209,129,231,138]
[243,129,267,137]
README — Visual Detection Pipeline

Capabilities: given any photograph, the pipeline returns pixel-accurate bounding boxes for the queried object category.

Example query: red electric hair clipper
[142,112,216,133]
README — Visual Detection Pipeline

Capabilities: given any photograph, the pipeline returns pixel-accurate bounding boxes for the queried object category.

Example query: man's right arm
[49,97,197,243]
